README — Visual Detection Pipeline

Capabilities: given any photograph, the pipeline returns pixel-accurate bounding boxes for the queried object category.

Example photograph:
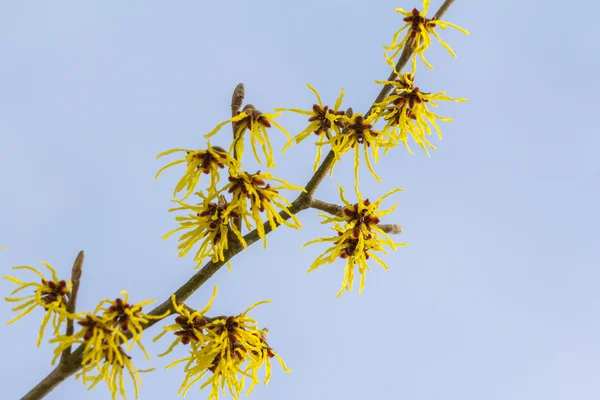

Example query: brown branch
[434,0,455,20]
[231,83,245,232]
[379,224,403,235]
[310,198,344,216]
[22,2,456,398]
[60,250,84,361]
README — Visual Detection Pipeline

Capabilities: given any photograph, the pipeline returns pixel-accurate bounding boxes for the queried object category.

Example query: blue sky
[1,1,600,399]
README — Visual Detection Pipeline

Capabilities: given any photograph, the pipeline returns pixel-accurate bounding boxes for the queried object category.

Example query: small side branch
[61,250,84,360]
[310,198,403,234]
[231,83,245,232]
[310,198,344,216]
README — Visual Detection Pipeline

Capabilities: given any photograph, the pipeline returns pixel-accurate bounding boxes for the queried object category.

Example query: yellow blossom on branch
[305,185,406,297]
[51,313,123,366]
[384,0,469,74]
[275,84,346,171]
[94,291,168,354]
[321,112,393,188]
[373,72,467,155]
[51,298,161,400]
[216,170,304,247]
[305,223,406,297]
[163,192,246,268]
[153,286,219,357]
[159,293,290,399]
[321,185,404,248]
[155,142,239,200]
[205,105,291,169]
[82,344,146,400]
[3,262,72,346]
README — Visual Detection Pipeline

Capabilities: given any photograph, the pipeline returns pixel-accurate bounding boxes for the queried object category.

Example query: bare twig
[231,83,245,232]
[60,251,84,361]
[434,0,455,20]
[310,198,345,216]
[379,224,403,234]
[22,2,456,398]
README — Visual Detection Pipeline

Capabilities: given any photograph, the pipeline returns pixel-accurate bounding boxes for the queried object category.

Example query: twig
[310,198,345,216]
[310,198,403,234]
[60,251,84,360]
[231,83,245,232]
[434,0,455,20]
[22,2,457,398]
[379,224,403,234]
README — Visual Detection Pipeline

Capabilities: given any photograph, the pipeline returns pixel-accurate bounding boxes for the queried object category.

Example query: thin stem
[434,0,456,20]
[60,250,84,361]
[21,365,71,400]
[231,83,245,232]
[310,198,344,216]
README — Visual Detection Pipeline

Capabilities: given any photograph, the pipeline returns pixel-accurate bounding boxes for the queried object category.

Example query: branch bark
[22,2,456,398]
[60,251,84,361]
[231,83,245,232]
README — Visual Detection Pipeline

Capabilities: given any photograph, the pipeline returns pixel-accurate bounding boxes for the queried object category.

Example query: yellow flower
[155,142,239,200]
[275,84,345,171]
[163,192,247,268]
[373,72,467,155]
[153,286,219,357]
[384,0,469,74]
[81,343,147,400]
[3,262,72,346]
[164,297,290,399]
[321,112,392,188]
[305,185,406,297]
[217,170,304,247]
[94,291,168,354]
[322,185,404,247]
[51,310,154,399]
[50,313,126,376]
[205,105,291,169]
[305,223,406,297]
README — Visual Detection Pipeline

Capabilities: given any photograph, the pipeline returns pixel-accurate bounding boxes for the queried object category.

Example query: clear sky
[1,1,600,399]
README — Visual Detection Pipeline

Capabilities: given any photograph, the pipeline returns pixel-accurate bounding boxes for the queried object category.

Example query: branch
[23,2,456,398]
[310,198,403,234]
[60,250,84,361]
[434,0,456,20]
[231,83,245,232]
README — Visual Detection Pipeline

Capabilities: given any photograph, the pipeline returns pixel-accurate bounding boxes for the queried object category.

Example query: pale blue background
[2,1,600,399]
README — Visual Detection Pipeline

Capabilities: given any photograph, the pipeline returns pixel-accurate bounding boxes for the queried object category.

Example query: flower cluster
[324,112,395,187]
[156,142,239,200]
[155,286,290,399]
[3,262,72,346]
[384,0,469,74]
[276,2,467,190]
[163,192,246,268]
[373,72,467,155]
[157,97,303,269]
[276,84,346,171]
[51,291,167,399]
[305,186,407,297]
[205,104,290,169]
[216,170,304,247]
[3,260,165,400]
